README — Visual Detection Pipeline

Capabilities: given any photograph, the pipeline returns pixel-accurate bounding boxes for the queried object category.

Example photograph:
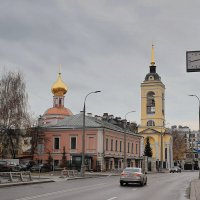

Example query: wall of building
[34,128,142,171]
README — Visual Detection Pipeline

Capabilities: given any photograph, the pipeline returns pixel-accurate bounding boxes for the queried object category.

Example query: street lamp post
[80,91,101,177]
[123,111,136,169]
[189,94,200,179]
[160,121,168,172]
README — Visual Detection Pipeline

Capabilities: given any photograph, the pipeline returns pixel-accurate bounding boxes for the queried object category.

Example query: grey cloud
[0,0,200,129]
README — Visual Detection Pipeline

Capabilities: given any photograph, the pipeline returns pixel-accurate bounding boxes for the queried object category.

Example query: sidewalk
[190,179,200,200]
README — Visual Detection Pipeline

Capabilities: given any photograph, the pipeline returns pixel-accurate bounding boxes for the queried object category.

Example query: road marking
[132,188,137,191]
[15,182,106,200]
[107,197,117,200]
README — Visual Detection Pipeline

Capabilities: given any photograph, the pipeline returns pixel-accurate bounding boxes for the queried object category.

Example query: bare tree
[172,130,187,161]
[0,70,31,158]
[27,122,49,160]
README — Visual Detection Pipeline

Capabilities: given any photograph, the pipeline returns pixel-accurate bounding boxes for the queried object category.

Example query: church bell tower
[138,45,173,170]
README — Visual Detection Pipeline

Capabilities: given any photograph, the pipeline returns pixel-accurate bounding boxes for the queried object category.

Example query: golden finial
[59,64,61,76]
[150,44,155,66]
[51,65,68,96]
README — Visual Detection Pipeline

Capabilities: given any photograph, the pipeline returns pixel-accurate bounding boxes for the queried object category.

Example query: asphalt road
[0,171,198,200]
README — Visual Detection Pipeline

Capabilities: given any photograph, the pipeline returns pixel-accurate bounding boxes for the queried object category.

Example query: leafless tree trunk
[0,70,31,158]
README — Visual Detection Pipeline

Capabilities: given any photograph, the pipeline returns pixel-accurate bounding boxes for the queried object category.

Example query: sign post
[198,141,200,179]
[186,51,200,179]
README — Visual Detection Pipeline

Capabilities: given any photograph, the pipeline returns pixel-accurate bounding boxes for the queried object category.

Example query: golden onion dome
[51,72,68,96]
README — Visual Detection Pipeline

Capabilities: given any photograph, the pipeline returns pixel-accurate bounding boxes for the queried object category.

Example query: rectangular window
[131,143,134,154]
[111,139,113,151]
[106,138,108,151]
[54,160,59,167]
[128,142,130,153]
[54,137,60,150]
[88,136,95,150]
[71,137,76,150]
[120,141,122,152]
[165,148,167,160]
[115,140,118,152]
[136,144,138,154]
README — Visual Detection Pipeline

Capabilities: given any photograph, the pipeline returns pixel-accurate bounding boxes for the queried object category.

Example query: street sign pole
[198,141,200,179]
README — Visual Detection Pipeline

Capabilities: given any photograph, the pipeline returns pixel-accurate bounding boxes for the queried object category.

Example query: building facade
[138,46,173,170]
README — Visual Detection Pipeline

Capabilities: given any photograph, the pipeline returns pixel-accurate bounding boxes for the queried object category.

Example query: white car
[120,167,147,186]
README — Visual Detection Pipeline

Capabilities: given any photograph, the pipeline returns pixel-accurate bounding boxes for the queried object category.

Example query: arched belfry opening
[146,91,155,114]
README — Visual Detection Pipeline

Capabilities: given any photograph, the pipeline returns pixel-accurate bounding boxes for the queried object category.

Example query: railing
[0,171,32,183]
[61,170,79,178]
[110,168,123,174]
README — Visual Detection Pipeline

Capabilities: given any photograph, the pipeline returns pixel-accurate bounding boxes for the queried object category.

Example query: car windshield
[124,168,141,173]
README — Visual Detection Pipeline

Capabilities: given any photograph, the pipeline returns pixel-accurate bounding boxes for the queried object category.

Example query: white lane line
[15,182,106,200]
[132,188,137,191]
[107,197,117,200]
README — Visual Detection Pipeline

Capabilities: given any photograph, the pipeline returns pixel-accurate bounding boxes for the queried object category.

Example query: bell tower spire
[150,44,155,66]
[150,44,156,74]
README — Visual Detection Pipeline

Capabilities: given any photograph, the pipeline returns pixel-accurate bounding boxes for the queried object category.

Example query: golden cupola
[51,71,68,96]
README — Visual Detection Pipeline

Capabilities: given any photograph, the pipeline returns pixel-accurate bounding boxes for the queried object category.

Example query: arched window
[146,91,155,114]
[147,120,155,126]
[162,93,165,115]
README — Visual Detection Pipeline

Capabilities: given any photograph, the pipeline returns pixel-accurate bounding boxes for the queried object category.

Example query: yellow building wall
[139,78,173,162]
[140,80,165,127]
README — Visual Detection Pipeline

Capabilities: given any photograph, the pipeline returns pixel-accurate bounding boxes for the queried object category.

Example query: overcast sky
[1,0,200,130]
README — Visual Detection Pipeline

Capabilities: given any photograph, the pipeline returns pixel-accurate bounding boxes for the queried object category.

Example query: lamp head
[189,95,195,96]
[94,91,101,93]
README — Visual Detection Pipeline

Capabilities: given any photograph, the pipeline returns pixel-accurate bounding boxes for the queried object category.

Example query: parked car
[120,167,147,186]
[30,163,52,172]
[0,160,18,172]
[169,166,181,173]
[17,163,29,171]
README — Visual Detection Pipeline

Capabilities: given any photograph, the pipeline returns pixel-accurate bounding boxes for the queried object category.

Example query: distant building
[170,125,199,170]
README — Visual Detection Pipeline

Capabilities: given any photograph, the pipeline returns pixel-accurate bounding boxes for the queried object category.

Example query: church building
[34,69,142,171]
[138,46,173,170]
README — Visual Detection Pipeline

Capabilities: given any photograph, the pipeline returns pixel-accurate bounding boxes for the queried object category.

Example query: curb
[0,179,54,188]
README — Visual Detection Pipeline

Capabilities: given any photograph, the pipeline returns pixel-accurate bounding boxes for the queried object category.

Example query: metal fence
[0,171,32,183]
[60,170,79,178]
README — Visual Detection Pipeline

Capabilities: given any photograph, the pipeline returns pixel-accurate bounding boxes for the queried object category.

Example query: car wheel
[140,180,144,186]
[120,181,124,186]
